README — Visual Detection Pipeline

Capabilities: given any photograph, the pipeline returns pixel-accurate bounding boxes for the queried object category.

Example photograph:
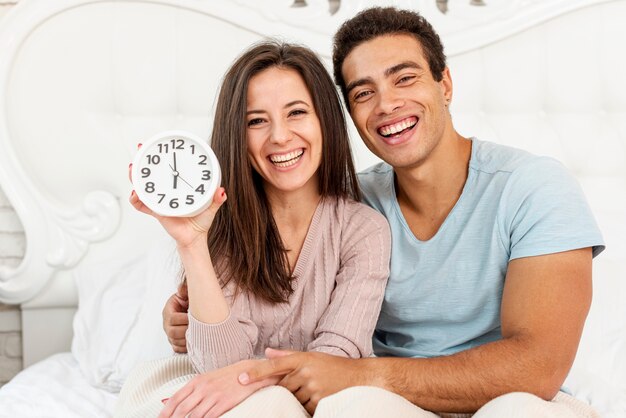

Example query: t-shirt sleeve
[358,163,394,215]
[497,157,605,261]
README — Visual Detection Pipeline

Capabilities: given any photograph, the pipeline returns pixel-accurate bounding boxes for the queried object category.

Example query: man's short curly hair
[332,7,447,108]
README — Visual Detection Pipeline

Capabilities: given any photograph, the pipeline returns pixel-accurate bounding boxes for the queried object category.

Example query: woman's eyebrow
[247,100,310,115]
[284,100,310,108]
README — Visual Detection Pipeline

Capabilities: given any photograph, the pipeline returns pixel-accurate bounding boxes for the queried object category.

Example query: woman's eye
[289,109,307,117]
[247,118,264,127]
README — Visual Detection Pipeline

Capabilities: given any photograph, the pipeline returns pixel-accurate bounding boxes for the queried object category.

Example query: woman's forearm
[177,238,230,324]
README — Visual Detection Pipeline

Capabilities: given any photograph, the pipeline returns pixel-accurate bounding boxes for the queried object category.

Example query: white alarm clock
[131,130,221,217]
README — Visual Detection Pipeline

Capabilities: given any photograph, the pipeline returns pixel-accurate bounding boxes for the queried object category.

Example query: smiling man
[236,7,605,418]
[161,7,605,418]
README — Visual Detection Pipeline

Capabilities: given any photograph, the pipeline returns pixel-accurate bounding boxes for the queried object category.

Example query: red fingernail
[161,398,169,404]
[137,143,142,149]
[221,190,225,197]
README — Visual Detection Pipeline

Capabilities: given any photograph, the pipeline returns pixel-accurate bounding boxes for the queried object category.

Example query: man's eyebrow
[345,78,373,96]
[345,61,423,96]
[246,100,310,115]
[385,61,422,77]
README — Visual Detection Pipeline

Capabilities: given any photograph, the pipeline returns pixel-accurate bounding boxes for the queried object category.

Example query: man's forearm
[362,335,569,413]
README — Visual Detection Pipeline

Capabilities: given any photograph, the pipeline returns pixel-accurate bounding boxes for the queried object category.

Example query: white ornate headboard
[0,0,345,365]
[0,0,624,407]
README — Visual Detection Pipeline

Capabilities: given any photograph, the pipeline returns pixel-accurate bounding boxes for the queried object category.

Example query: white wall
[0,0,24,388]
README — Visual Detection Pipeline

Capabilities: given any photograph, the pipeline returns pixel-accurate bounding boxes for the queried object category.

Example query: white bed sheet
[0,353,118,418]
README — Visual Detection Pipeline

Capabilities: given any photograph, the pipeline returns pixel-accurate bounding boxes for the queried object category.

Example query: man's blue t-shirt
[359,138,605,358]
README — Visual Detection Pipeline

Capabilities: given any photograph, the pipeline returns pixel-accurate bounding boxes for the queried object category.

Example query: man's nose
[375,88,404,115]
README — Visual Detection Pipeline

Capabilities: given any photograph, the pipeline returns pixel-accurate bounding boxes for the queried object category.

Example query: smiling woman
[245,67,323,204]
[119,40,391,418]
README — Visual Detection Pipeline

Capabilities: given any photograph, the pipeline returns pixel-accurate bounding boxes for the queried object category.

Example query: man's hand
[158,359,280,418]
[239,349,370,415]
[239,248,593,414]
[163,283,189,353]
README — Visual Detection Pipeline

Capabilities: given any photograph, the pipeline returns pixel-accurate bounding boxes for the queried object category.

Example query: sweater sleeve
[307,204,391,358]
[186,283,259,372]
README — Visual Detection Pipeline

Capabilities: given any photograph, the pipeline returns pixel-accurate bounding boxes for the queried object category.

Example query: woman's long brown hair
[207,41,360,303]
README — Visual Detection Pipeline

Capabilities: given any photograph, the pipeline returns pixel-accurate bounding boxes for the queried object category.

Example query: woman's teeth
[269,149,304,167]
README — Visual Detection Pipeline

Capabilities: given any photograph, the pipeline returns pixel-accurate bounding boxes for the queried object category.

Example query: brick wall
[0,189,24,387]
[0,0,23,388]
[0,304,22,386]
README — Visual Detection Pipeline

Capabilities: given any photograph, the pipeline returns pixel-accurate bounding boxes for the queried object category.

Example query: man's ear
[440,66,453,105]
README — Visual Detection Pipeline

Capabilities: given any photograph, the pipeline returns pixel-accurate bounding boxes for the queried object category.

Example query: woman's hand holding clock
[129,132,230,326]
[129,182,226,249]
[128,131,223,248]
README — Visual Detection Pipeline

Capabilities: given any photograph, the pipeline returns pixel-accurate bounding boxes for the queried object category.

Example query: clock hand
[173,152,177,172]
[168,162,179,190]
[178,174,195,189]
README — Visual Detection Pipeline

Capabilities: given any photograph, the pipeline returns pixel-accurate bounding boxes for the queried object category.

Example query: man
[163,7,604,417]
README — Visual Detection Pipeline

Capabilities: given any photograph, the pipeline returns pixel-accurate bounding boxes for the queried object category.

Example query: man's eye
[354,90,372,101]
[398,75,415,84]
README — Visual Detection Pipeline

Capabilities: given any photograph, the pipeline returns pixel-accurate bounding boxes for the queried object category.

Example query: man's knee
[474,392,573,418]
[322,386,409,407]
[316,386,437,418]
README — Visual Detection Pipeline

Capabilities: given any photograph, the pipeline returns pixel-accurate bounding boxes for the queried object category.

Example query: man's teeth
[379,119,417,137]
[270,149,304,167]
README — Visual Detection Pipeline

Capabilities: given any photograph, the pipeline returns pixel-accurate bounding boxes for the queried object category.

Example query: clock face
[131,131,221,217]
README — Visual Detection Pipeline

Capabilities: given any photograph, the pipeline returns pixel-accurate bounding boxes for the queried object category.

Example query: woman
[121,41,390,418]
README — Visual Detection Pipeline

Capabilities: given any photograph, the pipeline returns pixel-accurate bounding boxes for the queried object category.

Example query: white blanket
[0,353,117,418]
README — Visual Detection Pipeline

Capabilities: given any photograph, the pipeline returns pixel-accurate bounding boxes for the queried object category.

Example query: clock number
[201,170,211,180]
[158,193,166,203]
[171,139,184,150]
[195,184,206,194]
[186,195,195,205]
[141,168,151,178]
[198,155,208,165]
[157,144,169,154]
[169,198,179,209]
[147,154,161,165]
[145,182,155,193]
[190,144,196,154]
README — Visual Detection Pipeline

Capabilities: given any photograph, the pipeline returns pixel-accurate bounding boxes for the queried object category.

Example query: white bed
[0,0,624,416]
[0,353,117,417]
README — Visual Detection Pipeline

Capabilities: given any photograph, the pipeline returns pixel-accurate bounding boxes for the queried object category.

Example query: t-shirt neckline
[389,138,477,244]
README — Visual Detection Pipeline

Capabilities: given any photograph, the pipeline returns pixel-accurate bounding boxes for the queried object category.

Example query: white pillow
[566,257,626,416]
[72,237,181,392]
